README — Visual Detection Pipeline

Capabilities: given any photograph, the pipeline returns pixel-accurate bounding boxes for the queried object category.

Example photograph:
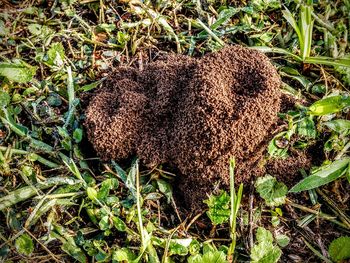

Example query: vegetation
[0,0,350,262]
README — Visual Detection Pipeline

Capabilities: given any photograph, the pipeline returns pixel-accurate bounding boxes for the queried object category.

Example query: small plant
[328,236,350,262]
[255,0,350,68]
[250,227,282,263]
[204,158,243,259]
[255,175,288,207]
[228,158,244,257]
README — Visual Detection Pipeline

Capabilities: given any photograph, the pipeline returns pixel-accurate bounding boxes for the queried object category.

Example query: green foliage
[255,175,288,207]
[308,95,350,116]
[51,224,87,263]
[15,233,34,256]
[290,158,350,192]
[204,190,230,225]
[297,116,316,139]
[275,234,290,248]
[328,236,350,262]
[228,157,243,256]
[46,42,65,67]
[324,119,350,133]
[267,131,290,158]
[251,227,281,263]
[188,250,228,263]
[335,57,350,85]
[0,60,37,83]
[156,179,173,204]
[112,247,136,262]
[87,187,98,201]
[0,90,10,107]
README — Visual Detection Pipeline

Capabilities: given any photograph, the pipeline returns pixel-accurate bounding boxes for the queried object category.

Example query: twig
[286,199,350,229]
[316,188,350,229]
[23,228,61,263]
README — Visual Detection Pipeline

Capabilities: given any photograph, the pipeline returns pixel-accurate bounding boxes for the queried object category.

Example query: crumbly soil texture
[84,45,309,209]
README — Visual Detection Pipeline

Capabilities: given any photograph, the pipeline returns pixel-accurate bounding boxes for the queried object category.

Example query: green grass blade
[250,46,302,61]
[290,158,350,192]
[196,19,225,47]
[282,8,302,48]
[0,177,79,210]
[299,4,313,60]
[308,95,350,116]
[304,56,350,67]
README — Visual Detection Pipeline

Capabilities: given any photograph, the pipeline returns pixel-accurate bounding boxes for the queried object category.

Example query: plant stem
[136,160,145,246]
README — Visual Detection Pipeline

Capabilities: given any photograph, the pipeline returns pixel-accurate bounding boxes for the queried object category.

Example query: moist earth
[84,45,309,210]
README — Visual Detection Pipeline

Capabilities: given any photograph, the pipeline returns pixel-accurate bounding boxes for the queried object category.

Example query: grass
[0,0,350,262]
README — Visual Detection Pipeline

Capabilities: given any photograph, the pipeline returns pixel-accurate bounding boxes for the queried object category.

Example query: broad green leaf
[111,161,127,184]
[201,250,227,263]
[87,187,98,201]
[290,158,350,192]
[46,42,65,66]
[203,190,230,225]
[0,60,37,83]
[73,128,83,143]
[99,215,110,230]
[251,227,281,263]
[297,116,316,138]
[328,236,350,262]
[0,90,10,107]
[112,247,136,262]
[15,233,34,256]
[61,239,87,263]
[112,216,126,231]
[97,178,118,200]
[255,175,288,207]
[117,31,130,46]
[189,239,201,255]
[324,119,350,133]
[189,250,228,263]
[28,24,53,38]
[168,241,189,256]
[309,95,350,116]
[188,254,203,263]
[275,234,290,248]
[157,179,173,204]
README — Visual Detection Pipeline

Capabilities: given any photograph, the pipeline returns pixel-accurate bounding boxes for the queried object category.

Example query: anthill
[84,45,307,209]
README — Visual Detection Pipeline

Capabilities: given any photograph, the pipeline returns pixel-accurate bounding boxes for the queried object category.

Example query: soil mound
[84,45,283,209]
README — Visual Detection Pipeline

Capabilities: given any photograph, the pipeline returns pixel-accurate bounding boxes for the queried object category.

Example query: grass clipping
[84,45,282,209]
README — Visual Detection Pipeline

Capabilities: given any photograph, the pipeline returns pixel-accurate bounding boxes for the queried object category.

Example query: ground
[0,0,350,262]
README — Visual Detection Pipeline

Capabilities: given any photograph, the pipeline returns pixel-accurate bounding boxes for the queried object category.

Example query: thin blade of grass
[304,56,350,67]
[0,177,80,210]
[282,8,302,48]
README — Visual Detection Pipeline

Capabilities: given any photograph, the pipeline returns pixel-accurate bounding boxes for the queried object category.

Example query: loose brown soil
[84,45,309,209]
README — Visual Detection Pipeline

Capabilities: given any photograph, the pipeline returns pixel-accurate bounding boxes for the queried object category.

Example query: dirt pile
[84,45,283,209]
